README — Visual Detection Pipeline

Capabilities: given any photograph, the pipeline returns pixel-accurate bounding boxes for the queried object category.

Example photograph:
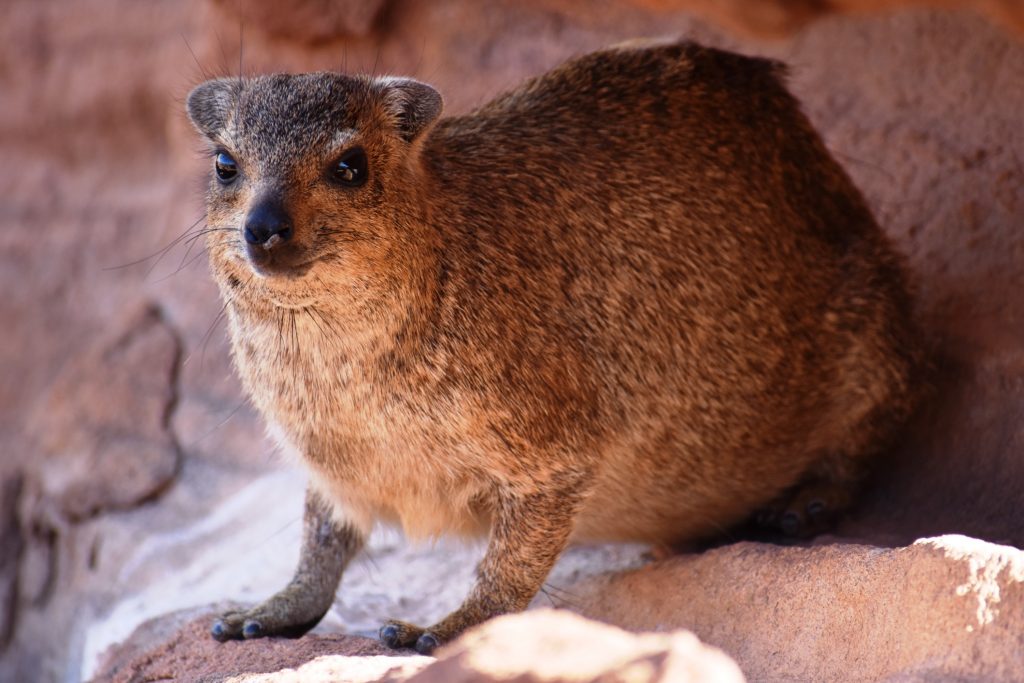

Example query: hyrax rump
[186,40,919,653]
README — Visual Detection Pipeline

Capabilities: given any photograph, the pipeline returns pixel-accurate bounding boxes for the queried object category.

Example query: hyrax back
[187,40,919,652]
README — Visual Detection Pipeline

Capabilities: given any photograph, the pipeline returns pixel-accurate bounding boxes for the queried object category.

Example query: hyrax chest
[228,306,499,534]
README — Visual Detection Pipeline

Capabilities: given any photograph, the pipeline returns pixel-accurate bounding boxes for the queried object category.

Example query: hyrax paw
[769,493,839,537]
[379,620,425,650]
[415,632,441,655]
[211,611,271,642]
[211,611,246,642]
[210,600,325,642]
[756,478,853,538]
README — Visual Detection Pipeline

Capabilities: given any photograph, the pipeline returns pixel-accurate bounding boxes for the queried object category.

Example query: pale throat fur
[214,205,506,540]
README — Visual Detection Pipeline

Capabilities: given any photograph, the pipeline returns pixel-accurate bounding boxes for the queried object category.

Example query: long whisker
[289,308,299,356]
[308,303,344,344]
[371,46,382,77]
[176,226,228,261]
[103,215,207,272]
[186,272,254,369]
[186,399,247,449]
[146,227,236,283]
[237,17,244,85]
[182,33,212,81]
[191,304,229,371]
[150,244,210,284]
[303,307,326,341]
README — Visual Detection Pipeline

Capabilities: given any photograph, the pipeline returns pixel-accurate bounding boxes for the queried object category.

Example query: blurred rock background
[1,0,1023,681]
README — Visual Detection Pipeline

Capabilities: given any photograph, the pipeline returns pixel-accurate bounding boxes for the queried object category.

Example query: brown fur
[187,40,921,653]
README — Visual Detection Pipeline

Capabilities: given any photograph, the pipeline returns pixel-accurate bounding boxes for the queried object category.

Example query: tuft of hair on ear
[376,77,444,143]
[186,78,240,138]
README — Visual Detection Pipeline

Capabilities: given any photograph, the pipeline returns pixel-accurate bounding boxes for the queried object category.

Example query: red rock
[0,472,24,649]
[633,0,1024,37]
[90,608,420,683]
[400,610,745,683]
[211,0,391,41]
[91,608,741,683]
[29,304,181,520]
[572,536,1024,682]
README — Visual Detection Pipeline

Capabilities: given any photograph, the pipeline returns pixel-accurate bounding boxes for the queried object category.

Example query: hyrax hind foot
[755,477,856,538]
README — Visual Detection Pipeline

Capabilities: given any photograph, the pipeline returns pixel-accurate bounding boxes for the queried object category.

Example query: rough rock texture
[0,472,24,649]
[85,534,1024,682]
[227,657,429,683]
[574,536,1024,682]
[90,609,420,683]
[635,0,1024,36]
[74,468,647,680]
[211,0,390,42]
[93,609,743,683]
[399,610,745,683]
[29,304,182,520]
[2,0,1024,682]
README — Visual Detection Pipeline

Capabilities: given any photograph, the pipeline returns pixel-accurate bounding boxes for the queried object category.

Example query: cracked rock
[29,304,182,520]
[0,471,24,649]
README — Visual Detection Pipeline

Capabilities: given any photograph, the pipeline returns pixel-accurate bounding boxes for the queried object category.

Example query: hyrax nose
[244,201,294,248]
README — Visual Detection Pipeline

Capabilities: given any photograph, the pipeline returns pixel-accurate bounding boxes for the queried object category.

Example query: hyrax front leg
[212,487,364,641]
[379,481,584,654]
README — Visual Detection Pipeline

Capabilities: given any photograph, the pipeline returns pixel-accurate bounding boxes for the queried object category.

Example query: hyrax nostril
[244,200,294,247]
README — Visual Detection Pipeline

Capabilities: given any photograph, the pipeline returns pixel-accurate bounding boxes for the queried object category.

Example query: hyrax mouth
[241,198,314,278]
[243,246,316,279]
[247,261,316,279]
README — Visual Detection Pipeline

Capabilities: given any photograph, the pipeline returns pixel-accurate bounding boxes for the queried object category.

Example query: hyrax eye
[330,148,368,187]
[215,152,238,184]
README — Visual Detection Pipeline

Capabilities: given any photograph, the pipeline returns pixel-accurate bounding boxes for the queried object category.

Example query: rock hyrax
[186,40,920,654]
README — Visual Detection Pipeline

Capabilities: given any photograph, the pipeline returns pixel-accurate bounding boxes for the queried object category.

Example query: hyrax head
[186,73,443,296]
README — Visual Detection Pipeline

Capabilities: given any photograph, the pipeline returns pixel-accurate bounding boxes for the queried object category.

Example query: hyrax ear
[377,77,443,143]
[186,78,238,138]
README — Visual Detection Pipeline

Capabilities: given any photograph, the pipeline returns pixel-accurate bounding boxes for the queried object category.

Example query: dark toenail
[756,508,780,527]
[781,511,801,535]
[380,624,400,647]
[416,632,440,655]
[242,621,263,639]
[211,621,228,642]
[806,500,826,519]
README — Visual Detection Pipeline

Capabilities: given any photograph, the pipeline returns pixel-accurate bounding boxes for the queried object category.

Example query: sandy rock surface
[637,0,1024,36]
[76,468,647,680]
[398,610,746,683]
[0,472,24,650]
[575,536,1024,682]
[93,609,743,683]
[91,608,422,683]
[2,0,1023,682]
[30,304,182,521]
[88,533,1024,682]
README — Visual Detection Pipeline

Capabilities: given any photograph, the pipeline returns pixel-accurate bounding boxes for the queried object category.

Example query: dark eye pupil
[333,149,367,186]
[215,152,238,182]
